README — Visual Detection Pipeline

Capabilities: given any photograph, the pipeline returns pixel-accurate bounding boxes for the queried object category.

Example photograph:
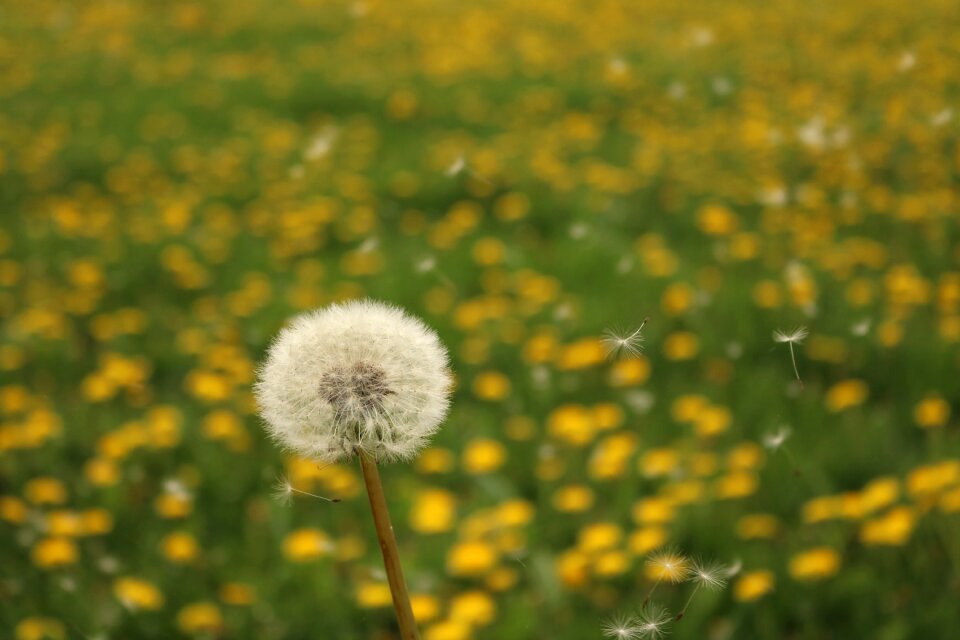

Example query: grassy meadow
[2,0,960,637]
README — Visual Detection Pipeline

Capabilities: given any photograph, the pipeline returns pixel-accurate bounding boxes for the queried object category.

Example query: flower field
[2,0,960,638]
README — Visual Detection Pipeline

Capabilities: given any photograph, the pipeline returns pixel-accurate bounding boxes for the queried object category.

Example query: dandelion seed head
[636,604,670,638]
[272,476,295,505]
[255,299,453,463]
[773,326,809,344]
[646,549,691,583]
[602,613,642,639]
[603,321,647,358]
[690,559,728,590]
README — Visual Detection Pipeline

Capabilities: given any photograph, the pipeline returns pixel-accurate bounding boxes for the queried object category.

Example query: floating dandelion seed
[601,613,642,639]
[272,475,340,505]
[603,318,648,358]
[676,560,728,621]
[636,604,670,639]
[643,549,690,607]
[773,325,808,389]
[762,425,792,451]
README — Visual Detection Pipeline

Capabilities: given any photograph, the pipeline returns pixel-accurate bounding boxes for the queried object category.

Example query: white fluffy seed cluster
[255,299,452,462]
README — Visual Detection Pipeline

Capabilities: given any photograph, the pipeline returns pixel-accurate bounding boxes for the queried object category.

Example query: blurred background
[2,0,960,638]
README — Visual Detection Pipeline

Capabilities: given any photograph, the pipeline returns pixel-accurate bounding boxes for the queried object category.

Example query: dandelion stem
[788,342,803,390]
[641,578,661,609]
[675,583,701,621]
[358,449,420,639]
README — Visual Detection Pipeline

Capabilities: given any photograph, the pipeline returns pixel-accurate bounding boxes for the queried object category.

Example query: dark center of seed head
[319,361,394,414]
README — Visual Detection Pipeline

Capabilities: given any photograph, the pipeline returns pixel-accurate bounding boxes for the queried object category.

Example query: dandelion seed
[762,425,792,451]
[272,475,339,505]
[636,604,670,638]
[724,559,743,577]
[676,559,728,621]
[603,319,648,359]
[643,549,690,607]
[773,326,808,389]
[601,613,642,639]
[445,156,465,176]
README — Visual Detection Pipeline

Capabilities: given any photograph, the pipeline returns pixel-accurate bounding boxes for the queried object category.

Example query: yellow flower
[31,537,78,569]
[219,582,255,606]
[411,594,441,623]
[24,477,67,505]
[608,356,651,387]
[0,496,28,524]
[577,522,623,554]
[632,497,675,525]
[114,577,165,611]
[472,371,510,401]
[556,338,607,370]
[697,203,739,235]
[860,507,916,546]
[552,484,595,512]
[639,448,679,478]
[15,617,66,640]
[627,527,667,556]
[736,514,780,539]
[789,547,841,581]
[734,570,775,602]
[161,532,199,563]
[282,528,332,562]
[914,394,951,428]
[663,331,699,360]
[449,590,497,627]
[547,404,597,446]
[462,438,507,474]
[176,602,223,634]
[825,379,869,412]
[424,619,471,640]
[694,405,732,438]
[356,582,393,608]
[415,447,456,474]
[409,489,457,534]
[447,540,498,577]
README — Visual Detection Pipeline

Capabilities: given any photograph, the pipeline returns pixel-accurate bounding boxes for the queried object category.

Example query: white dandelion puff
[676,559,728,622]
[773,325,808,389]
[445,156,466,176]
[255,299,453,463]
[636,604,670,638]
[603,319,648,358]
[689,560,728,590]
[602,613,642,639]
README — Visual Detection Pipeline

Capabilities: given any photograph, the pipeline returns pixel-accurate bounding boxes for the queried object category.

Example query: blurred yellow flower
[825,379,869,412]
[449,590,496,627]
[914,394,950,429]
[219,582,255,606]
[734,570,775,602]
[161,532,199,563]
[176,602,223,634]
[282,528,332,562]
[552,484,595,512]
[31,537,78,569]
[463,438,507,474]
[472,371,510,401]
[736,514,780,539]
[447,540,498,577]
[789,547,841,581]
[15,618,66,640]
[409,489,457,533]
[410,593,441,623]
[114,577,164,611]
[356,582,393,608]
[663,331,699,360]
[860,507,916,546]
